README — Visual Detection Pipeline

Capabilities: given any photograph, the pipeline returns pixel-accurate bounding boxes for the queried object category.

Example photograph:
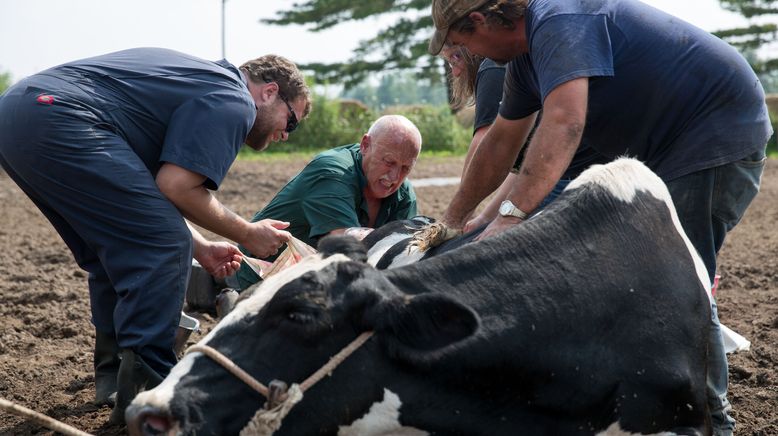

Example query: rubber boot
[108,349,164,425]
[93,330,121,407]
[216,288,239,319]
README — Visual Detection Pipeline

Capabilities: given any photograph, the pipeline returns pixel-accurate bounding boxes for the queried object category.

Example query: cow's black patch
[317,234,367,262]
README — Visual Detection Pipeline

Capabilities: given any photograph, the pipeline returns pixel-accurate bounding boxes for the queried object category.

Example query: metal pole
[221,0,227,59]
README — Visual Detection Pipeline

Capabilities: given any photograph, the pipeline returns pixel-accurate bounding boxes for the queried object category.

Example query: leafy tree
[714,0,778,90]
[262,0,446,90]
[0,70,12,94]
[265,0,778,95]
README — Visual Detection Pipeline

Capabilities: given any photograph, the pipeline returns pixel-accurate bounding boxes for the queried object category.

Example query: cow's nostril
[126,405,174,436]
[143,414,172,434]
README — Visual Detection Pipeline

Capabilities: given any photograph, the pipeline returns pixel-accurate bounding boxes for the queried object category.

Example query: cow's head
[126,239,479,435]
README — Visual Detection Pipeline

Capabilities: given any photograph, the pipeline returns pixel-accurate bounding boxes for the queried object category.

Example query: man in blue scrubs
[0,48,311,423]
[428,1,772,434]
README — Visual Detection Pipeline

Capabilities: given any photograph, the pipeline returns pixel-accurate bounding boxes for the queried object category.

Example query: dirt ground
[0,156,776,435]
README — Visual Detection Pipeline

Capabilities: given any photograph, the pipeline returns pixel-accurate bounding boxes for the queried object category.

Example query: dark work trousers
[0,75,191,377]
[665,148,766,435]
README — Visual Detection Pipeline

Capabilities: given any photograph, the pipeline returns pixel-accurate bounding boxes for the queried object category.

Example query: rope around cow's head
[185,331,374,436]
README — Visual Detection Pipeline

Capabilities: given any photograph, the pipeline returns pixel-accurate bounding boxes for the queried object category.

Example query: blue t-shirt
[475,59,606,179]
[41,47,254,189]
[500,0,772,180]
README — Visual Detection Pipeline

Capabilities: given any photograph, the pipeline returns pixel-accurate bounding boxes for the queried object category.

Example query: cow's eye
[287,309,317,324]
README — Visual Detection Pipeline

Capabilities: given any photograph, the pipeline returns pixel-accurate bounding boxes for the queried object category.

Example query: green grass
[236,146,467,162]
[237,148,318,162]
[237,144,778,162]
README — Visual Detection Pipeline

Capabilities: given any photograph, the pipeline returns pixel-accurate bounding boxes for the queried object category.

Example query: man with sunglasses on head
[234,114,422,290]
[0,47,311,424]
[427,1,772,434]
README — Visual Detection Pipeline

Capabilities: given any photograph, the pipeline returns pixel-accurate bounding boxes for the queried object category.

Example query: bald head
[367,115,422,156]
[360,115,423,200]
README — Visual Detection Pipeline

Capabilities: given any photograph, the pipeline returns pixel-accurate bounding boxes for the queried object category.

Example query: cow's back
[382,160,710,432]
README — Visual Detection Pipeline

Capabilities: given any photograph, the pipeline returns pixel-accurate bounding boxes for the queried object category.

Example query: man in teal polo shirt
[235,114,422,289]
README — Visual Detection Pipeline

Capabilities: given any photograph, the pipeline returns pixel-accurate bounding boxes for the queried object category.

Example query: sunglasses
[279,95,299,133]
[262,77,299,133]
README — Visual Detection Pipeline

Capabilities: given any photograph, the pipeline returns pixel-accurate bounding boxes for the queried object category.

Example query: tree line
[265,0,778,94]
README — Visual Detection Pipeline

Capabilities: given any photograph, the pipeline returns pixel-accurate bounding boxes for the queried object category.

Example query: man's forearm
[506,78,589,215]
[508,122,581,214]
[444,115,535,228]
[156,163,251,245]
[176,187,251,245]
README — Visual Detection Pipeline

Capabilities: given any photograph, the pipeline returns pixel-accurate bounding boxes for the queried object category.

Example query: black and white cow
[126,158,712,436]
[358,215,484,270]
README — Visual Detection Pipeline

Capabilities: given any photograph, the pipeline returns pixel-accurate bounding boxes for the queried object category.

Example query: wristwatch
[499,200,529,220]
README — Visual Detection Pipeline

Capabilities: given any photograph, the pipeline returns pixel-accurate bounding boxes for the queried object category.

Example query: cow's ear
[371,293,479,364]
[318,235,368,262]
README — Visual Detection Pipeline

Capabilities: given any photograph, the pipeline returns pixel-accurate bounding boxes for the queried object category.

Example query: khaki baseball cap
[428,0,492,55]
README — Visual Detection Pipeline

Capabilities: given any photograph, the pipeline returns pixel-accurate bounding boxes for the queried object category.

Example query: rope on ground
[0,397,94,436]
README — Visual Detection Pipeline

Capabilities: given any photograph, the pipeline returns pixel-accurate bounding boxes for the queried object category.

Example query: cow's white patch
[132,353,196,410]
[595,421,679,436]
[386,246,426,269]
[130,254,351,411]
[568,158,712,304]
[338,389,428,436]
[211,253,350,335]
[367,233,414,267]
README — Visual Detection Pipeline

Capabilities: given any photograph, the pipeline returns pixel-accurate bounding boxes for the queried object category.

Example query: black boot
[108,349,164,425]
[93,330,120,407]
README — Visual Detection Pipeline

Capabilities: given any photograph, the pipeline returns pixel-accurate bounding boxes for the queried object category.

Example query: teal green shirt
[235,143,417,289]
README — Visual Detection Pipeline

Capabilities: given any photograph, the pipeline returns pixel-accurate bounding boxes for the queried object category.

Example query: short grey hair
[367,115,423,152]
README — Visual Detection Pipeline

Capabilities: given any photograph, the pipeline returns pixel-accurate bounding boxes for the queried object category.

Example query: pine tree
[714,0,778,90]
[262,0,445,90]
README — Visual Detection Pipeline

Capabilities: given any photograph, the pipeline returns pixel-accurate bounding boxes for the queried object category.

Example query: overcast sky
[0,0,751,84]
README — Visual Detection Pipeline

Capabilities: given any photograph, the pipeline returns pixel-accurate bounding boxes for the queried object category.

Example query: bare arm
[464,171,519,232]
[443,113,537,229]
[478,77,589,239]
[156,163,290,259]
[462,125,491,176]
[187,222,242,278]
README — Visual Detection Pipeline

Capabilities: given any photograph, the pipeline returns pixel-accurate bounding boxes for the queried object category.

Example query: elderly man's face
[361,135,419,200]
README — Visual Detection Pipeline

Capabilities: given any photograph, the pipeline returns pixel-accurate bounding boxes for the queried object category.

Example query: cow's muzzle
[127,331,374,435]
[125,404,176,436]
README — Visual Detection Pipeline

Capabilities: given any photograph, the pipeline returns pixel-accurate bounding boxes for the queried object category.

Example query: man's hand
[464,213,492,234]
[474,216,523,241]
[195,241,243,279]
[242,219,291,259]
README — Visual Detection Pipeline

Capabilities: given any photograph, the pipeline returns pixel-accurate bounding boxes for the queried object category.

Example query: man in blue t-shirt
[0,48,311,423]
[440,46,607,229]
[428,1,772,434]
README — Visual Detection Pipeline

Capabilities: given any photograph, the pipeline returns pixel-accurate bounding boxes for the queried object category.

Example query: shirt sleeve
[500,57,542,120]
[160,91,253,190]
[473,65,506,133]
[530,14,615,101]
[500,14,615,119]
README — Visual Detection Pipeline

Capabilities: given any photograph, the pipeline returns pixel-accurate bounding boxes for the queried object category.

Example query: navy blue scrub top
[41,47,256,189]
